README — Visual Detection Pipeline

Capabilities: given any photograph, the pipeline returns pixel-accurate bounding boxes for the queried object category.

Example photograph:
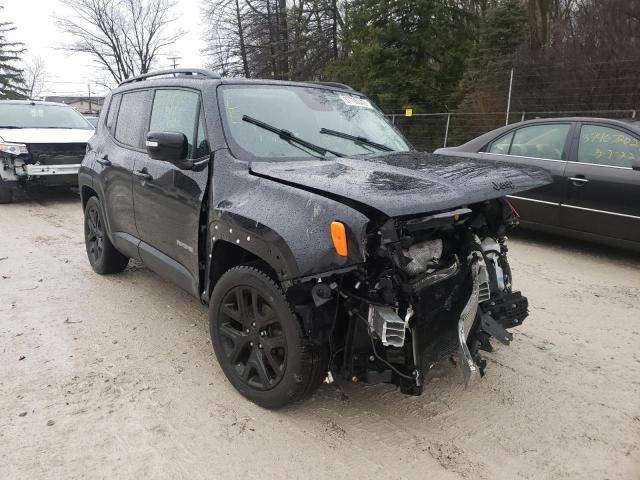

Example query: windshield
[0,103,94,130]
[218,84,411,161]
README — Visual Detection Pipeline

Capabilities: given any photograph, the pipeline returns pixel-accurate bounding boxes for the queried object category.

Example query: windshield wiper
[242,115,344,158]
[319,128,393,152]
[0,126,23,129]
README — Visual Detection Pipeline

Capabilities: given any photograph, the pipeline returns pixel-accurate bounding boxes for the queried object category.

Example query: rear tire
[209,265,328,409]
[84,196,129,274]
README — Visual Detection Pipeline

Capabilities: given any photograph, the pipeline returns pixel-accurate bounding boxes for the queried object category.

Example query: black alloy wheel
[83,196,129,274]
[85,203,105,265]
[210,266,329,408]
[217,285,287,390]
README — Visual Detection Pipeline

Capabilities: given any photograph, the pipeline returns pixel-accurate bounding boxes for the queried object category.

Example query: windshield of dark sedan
[0,103,94,129]
[218,84,411,160]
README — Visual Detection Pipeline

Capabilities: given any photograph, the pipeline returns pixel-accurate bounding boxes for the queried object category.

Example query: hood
[250,151,552,217]
[0,128,94,144]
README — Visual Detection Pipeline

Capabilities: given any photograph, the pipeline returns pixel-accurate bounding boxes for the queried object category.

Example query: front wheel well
[81,185,98,210]
[208,240,278,298]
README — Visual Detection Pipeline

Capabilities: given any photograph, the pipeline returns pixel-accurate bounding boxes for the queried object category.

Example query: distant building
[43,96,105,115]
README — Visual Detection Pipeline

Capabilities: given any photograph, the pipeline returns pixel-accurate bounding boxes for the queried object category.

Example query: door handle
[96,154,111,167]
[133,169,153,181]
[569,176,589,186]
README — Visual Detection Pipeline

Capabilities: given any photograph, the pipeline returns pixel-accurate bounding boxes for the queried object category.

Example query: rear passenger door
[132,88,210,296]
[482,122,573,227]
[97,89,152,259]
[562,122,640,243]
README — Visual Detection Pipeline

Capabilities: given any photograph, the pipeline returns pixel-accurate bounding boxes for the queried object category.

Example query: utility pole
[168,56,180,69]
[505,68,514,126]
[88,84,92,115]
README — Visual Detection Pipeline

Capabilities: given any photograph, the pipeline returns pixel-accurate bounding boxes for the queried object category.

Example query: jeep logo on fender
[492,180,514,191]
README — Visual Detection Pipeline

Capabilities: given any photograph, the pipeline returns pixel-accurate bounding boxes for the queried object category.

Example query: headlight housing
[0,142,28,156]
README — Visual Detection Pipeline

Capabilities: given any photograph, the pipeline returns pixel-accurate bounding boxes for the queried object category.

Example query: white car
[0,100,94,203]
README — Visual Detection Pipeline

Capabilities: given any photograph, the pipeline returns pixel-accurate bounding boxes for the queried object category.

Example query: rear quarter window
[487,132,514,154]
[105,94,121,135]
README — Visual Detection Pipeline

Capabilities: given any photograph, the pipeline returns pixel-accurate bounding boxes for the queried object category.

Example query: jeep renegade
[79,69,551,408]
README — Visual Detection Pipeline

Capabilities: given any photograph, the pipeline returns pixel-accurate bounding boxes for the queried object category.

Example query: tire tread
[84,196,129,274]
[210,265,329,408]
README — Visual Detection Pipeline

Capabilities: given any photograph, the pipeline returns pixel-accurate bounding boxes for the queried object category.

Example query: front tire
[209,266,328,409]
[0,181,13,204]
[84,196,129,274]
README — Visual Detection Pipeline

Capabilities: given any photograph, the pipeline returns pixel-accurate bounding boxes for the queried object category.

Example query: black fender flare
[210,210,300,280]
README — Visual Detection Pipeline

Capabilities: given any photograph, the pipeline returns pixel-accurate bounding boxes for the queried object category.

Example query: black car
[79,69,550,408]
[435,118,640,251]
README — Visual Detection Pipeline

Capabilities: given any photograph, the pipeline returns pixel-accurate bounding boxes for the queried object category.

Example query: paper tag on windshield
[338,93,373,109]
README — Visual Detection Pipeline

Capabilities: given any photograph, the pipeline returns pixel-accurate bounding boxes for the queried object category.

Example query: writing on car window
[578,125,638,168]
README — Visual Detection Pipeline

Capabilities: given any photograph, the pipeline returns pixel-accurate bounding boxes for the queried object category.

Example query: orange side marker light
[330,221,348,257]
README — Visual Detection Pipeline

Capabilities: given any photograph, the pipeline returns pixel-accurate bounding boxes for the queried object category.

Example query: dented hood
[249,151,552,217]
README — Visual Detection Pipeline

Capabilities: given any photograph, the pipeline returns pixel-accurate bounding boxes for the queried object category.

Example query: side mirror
[146,132,190,168]
[632,159,640,171]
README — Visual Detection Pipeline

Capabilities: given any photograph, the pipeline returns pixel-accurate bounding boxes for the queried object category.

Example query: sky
[2,0,208,97]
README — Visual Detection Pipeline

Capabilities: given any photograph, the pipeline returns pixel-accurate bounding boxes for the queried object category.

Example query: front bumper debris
[368,305,406,347]
[25,164,81,176]
[458,257,482,387]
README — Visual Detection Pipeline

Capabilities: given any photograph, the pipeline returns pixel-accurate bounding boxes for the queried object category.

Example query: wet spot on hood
[366,171,447,193]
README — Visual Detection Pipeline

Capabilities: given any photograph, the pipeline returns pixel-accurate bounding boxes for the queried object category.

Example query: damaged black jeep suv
[79,69,551,408]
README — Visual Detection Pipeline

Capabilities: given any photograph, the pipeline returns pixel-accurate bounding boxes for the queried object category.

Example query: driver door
[132,88,211,295]
[562,122,640,243]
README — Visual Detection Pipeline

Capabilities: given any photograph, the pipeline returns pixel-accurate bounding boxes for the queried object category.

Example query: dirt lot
[1,189,639,480]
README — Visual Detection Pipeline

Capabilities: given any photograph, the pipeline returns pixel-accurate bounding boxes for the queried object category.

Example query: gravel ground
[1,188,639,480]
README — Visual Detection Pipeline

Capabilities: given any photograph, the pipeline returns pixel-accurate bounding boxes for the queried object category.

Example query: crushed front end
[0,142,86,187]
[296,198,529,394]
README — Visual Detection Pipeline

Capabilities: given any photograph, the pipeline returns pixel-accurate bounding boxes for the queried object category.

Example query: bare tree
[24,56,47,99]
[203,0,347,80]
[56,0,184,84]
[203,0,251,77]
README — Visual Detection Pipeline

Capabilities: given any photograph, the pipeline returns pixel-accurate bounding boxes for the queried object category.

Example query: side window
[105,94,121,135]
[115,90,150,149]
[149,89,200,159]
[193,113,210,159]
[488,131,514,154]
[578,124,638,168]
[509,124,571,160]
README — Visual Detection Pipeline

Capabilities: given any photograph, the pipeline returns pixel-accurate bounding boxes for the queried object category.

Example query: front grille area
[27,143,86,166]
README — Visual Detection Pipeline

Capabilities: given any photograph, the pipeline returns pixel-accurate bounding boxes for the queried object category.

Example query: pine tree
[0,6,26,99]
[326,0,478,113]
[449,0,528,144]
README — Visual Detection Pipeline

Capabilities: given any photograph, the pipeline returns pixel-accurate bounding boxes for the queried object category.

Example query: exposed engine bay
[292,197,528,394]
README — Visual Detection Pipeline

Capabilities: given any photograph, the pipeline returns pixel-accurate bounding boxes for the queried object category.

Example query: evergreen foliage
[0,6,26,99]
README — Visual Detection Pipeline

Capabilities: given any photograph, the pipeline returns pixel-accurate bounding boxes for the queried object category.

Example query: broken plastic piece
[368,305,406,347]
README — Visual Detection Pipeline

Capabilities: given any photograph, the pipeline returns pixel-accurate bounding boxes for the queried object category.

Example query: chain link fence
[387,109,639,152]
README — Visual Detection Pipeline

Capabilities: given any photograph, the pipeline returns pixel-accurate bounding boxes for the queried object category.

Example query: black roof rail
[305,80,354,91]
[119,68,221,86]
